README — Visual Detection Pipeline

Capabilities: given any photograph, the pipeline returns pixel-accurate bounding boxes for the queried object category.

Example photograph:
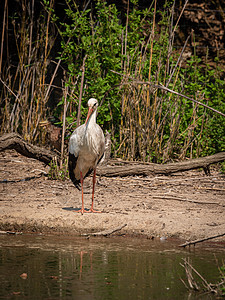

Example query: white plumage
[68,98,105,214]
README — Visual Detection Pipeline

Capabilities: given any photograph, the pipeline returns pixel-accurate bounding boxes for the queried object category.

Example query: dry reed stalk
[146,0,156,121]
[60,83,68,169]
[0,0,8,74]
[25,68,35,136]
[178,104,201,159]
[123,0,129,73]
[180,257,219,294]
[173,0,189,37]
[160,67,182,160]
[181,258,200,291]
[148,53,163,160]
[166,33,191,88]
[28,0,34,65]
[117,0,184,162]
[42,1,91,109]
[120,93,127,149]
[196,106,206,156]
[165,0,175,77]
[0,0,56,145]
[77,55,87,128]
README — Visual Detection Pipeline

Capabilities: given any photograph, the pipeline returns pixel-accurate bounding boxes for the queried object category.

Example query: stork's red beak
[85,107,93,125]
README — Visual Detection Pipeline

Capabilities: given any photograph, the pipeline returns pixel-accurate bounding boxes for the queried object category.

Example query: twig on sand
[152,195,222,206]
[179,233,225,247]
[82,223,127,237]
[0,230,23,235]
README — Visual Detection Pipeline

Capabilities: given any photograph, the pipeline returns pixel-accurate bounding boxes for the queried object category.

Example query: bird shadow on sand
[62,207,104,213]
[62,207,90,212]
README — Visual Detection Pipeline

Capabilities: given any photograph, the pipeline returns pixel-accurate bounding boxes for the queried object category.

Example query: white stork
[68,98,105,214]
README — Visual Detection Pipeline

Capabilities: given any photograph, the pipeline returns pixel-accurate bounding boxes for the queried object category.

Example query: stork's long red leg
[90,169,101,213]
[80,171,85,214]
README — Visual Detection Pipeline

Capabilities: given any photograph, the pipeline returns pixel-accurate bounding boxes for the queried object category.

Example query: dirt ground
[0,149,225,243]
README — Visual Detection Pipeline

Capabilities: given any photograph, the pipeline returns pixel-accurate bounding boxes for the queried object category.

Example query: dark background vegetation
[0,0,225,163]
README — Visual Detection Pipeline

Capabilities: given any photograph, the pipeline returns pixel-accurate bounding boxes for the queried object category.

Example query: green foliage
[58,0,124,130]
[173,56,225,158]
[48,157,68,181]
[45,0,225,161]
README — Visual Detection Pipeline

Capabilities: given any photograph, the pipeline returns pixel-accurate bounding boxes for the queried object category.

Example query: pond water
[0,234,224,300]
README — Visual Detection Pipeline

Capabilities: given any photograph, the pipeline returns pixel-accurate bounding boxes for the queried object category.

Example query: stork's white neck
[85,109,97,129]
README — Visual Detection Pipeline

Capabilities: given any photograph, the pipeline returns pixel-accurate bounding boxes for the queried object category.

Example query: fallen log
[0,133,225,176]
[0,132,58,164]
[97,152,225,177]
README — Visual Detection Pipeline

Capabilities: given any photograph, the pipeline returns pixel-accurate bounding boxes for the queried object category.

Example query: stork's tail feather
[72,179,81,190]
[68,153,81,190]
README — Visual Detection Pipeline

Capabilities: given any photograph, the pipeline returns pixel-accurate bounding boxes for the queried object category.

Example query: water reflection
[0,235,223,299]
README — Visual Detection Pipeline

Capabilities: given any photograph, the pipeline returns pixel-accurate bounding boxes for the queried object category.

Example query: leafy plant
[48,156,68,181]
[2,0,225,163]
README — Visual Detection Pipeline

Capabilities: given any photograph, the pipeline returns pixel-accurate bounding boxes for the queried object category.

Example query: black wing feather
[68,153,81,190]
[68,152,104,190]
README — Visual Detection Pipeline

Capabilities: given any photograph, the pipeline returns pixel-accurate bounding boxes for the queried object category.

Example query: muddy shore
[0,150,225,243]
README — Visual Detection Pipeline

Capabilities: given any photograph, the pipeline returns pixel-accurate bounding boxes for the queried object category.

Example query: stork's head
[85,98,99,125]
[88,98,98,109]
